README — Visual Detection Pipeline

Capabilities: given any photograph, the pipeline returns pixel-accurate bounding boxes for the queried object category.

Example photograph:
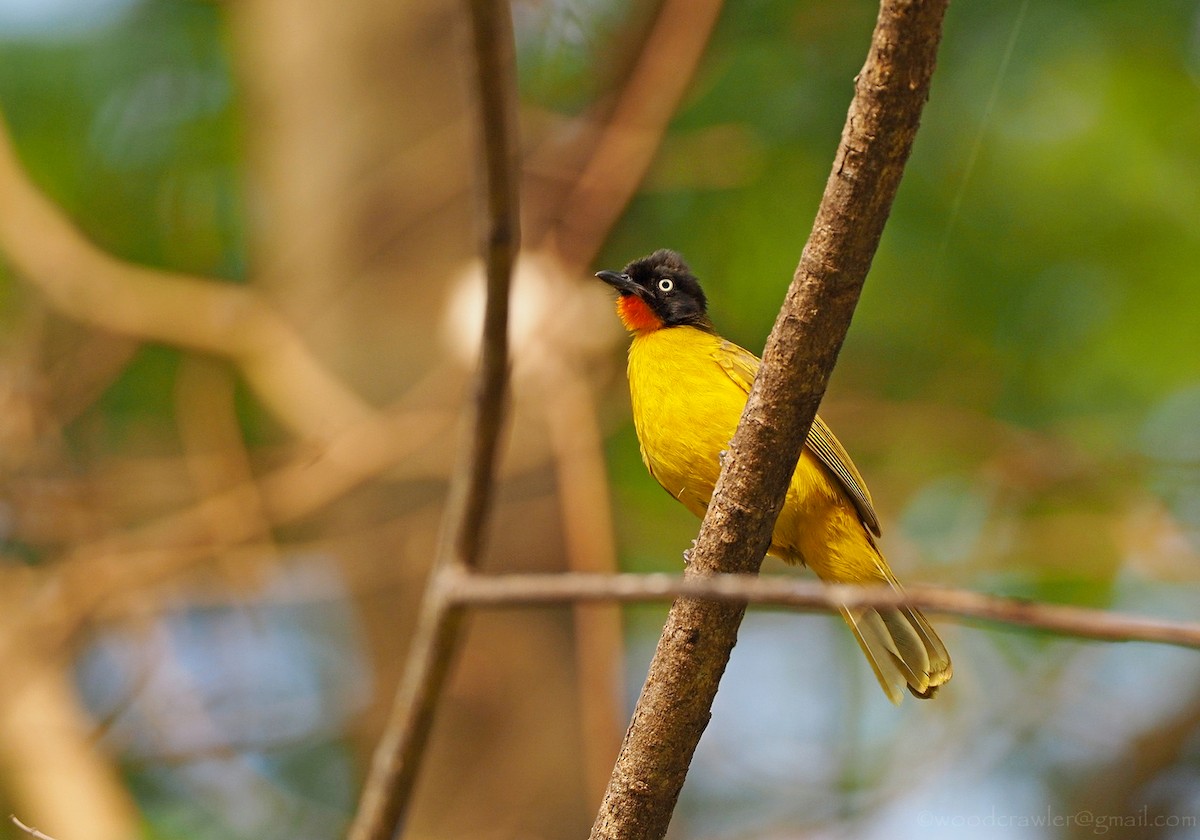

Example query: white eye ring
[657,277,674,293]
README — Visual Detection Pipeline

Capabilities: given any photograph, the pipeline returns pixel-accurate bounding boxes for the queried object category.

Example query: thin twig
[346,2,520,839]
[10,815,59,840]
[441,571,1200,651]
[590,2,951,838]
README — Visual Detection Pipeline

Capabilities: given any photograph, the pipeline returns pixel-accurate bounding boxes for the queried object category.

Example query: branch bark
[346,2,520,838]
[589,2,950,837]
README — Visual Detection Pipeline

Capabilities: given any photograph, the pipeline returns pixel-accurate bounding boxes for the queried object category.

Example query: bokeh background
[2,0,1200,838]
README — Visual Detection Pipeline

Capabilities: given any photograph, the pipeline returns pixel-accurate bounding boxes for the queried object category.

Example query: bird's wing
[713,339,882,537]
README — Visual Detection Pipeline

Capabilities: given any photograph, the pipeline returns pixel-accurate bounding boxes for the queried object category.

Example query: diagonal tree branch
[590,2,951,837]
[346,2,520,839]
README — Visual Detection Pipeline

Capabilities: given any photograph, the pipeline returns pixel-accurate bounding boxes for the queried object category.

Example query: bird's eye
[657,278,674,293]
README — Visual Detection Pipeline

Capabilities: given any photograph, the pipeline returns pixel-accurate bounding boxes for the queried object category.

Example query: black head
[595,249,713,333]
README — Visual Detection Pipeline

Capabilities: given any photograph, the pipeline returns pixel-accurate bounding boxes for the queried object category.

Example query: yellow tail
[839,593,952,703]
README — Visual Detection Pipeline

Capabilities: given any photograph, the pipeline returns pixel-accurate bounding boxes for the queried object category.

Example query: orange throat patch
[617,294,663,333]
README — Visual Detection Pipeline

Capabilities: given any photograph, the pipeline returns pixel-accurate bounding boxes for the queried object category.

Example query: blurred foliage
[4,0,1200,837]
[1,0,247,461]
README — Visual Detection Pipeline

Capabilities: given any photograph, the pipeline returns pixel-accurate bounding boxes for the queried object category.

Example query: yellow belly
[627,327,886,585]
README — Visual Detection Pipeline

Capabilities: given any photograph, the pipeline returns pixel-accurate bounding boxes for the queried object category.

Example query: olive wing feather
[712,339,882,537]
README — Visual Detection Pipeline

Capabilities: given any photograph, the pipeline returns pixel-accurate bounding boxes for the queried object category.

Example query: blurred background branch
[536,0,724,272]
[0,113,375,442]
[348,0,520,837]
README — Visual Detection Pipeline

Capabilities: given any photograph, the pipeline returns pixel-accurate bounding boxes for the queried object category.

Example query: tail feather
[841,602,952,703]
[840,607,909,704]
[897,605,952,698]
[878,607,932,683]
[768,528,952,701]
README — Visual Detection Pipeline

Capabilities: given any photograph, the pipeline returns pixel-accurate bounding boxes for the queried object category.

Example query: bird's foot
[682,539,698,566]
[718,449,729,467]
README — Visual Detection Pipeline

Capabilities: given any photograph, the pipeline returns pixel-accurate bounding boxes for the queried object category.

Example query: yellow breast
[626,325,858,573]
[627,327,743,520]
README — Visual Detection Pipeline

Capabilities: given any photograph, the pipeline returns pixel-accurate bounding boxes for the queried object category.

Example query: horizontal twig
[443,570,1200,650]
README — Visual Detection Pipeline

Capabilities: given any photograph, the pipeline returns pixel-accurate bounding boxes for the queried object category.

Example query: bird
[596,248,951,702]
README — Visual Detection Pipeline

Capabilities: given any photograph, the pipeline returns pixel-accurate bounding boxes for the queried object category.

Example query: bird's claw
[682,539,698,566]
[718,449,729,466]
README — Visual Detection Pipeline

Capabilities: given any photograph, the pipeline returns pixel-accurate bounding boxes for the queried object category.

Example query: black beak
[595,269,639,296]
